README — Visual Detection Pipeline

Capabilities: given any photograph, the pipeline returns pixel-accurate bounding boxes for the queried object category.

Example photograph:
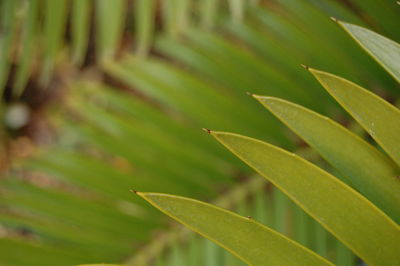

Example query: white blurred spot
[4,103,30,129]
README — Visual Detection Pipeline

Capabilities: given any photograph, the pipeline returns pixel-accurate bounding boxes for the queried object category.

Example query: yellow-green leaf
[137,192,332,266]
[310,68,400,166]
[210,131,400,266]
[337,20,400,83]
[254,95,400,223]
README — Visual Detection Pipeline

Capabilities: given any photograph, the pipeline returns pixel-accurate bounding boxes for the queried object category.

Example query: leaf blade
[210,131,400,266]
[309,68,400,166]
[337,21,400,83]
[137,192,332,266]
[254,95,400,223]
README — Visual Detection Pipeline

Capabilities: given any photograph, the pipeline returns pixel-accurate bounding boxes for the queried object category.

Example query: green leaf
[161,0,191,37]
[0,238,86,266]
[254,95,400,223]
[0,0,17,93]
[209,131,400,265]
[96,0,126,63]
[134,0,156,56]
[71,0,91,65]
[41,0,68,86]
[14,0,39,97]
[227,0,244,23]
[200,0,219,29]
[337,20,400,83]
[310,68,400,166]
[137,192,332,266]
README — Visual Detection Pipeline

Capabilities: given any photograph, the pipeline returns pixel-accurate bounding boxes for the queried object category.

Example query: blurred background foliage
[0,0,399,265]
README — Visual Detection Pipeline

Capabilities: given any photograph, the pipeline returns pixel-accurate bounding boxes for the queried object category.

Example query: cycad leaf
[96,0,126,63]
[41,0,68,86]
[310,68,400,166]
[209,131,400,266]
[14,0,38,97]
[71,0,91,65]
[137,192,332,266]
[254,95,400,223]
[134,0,156,56]
[337,20,400,83]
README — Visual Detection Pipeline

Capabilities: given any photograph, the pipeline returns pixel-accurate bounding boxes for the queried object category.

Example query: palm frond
[1,1,399,265]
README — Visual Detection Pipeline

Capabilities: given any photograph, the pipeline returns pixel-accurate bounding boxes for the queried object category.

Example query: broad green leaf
[254,95,400,223]
[209,131,400,265]
[310,68,400,166]
[337,20,400,83]
[137,192,332,266]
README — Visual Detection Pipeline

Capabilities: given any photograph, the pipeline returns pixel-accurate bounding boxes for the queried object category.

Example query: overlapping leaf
[209,131,400,265]
[310,69,400,166]
[137,192,332,266]
[254,95,400,223]
[337,20,400,82]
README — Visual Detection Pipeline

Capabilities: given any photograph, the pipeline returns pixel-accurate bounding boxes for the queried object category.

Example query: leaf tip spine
[248,92,262,100]
[202,128,212,134]
[129,189,139,195]
[300,64,310,70]
[330,16,338,23]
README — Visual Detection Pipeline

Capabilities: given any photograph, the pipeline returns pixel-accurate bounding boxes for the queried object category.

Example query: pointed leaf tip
[330,17,339,23]
[130,190,146,198]
[202,128,212,133]
[211,131,400,265]
[249,93,262,100]
[310,68,400,165]
[253,95,282,107]
[301,64,310,70]
[255,95,400,222]
[337,21,400,83]
[138,192,332,265]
